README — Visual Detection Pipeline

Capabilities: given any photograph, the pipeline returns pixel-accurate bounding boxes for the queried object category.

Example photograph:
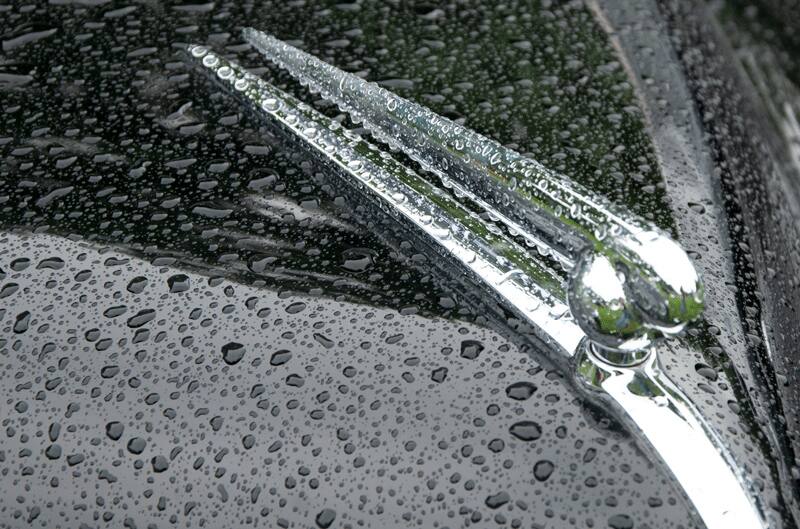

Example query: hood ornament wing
[242,28,704,355]
[185,30,769,529]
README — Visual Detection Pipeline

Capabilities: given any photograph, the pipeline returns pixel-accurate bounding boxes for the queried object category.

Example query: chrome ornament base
[576,342,766,529]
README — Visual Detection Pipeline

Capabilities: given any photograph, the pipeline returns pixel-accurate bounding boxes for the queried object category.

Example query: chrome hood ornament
[185,29,768,529]
[241,28,704,355]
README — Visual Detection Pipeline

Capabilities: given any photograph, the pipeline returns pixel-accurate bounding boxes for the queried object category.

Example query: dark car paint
[0,0,798,527]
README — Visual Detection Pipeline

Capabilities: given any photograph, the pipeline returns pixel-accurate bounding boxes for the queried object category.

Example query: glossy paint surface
[1,0,798,528]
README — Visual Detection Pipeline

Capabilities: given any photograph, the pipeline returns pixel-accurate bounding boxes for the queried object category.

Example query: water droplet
[316,509,336,528]
[460,340,484,360]
[509,421,542,441]
[506,381,537,400]
[217,65,233,80]
[609,514,634,529]
[222,342,245,365]
[127,276,148,294]
[13,311,31,334]
[167,274,190,293]
[262,98,280,111]
[431,367,448,383]
[152,455,169,473]
[106,422,124,441]
[270,350,292,366]
[10,257,30,271]
[127,309,155,328]
[286,374,305,387]
[485,491,510,509]
[533,460,554,481]
[127,437,146,455]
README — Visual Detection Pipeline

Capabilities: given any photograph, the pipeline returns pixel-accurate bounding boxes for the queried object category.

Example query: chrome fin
[243,27,705,354]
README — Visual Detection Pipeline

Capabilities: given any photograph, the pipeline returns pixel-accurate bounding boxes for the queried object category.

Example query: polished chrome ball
[619,231,705,333]
[567,250,653,352]
[568,230,705,353]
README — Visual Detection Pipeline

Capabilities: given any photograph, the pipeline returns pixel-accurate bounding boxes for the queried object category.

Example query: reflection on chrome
[243,27,704,354]
[577,344,766,529]
[186,37,767,529]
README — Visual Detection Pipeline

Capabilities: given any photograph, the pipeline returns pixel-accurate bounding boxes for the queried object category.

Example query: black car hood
[1,0,798,527]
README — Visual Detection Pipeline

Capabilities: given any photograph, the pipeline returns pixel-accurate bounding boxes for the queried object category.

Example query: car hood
[0,0,798,527]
